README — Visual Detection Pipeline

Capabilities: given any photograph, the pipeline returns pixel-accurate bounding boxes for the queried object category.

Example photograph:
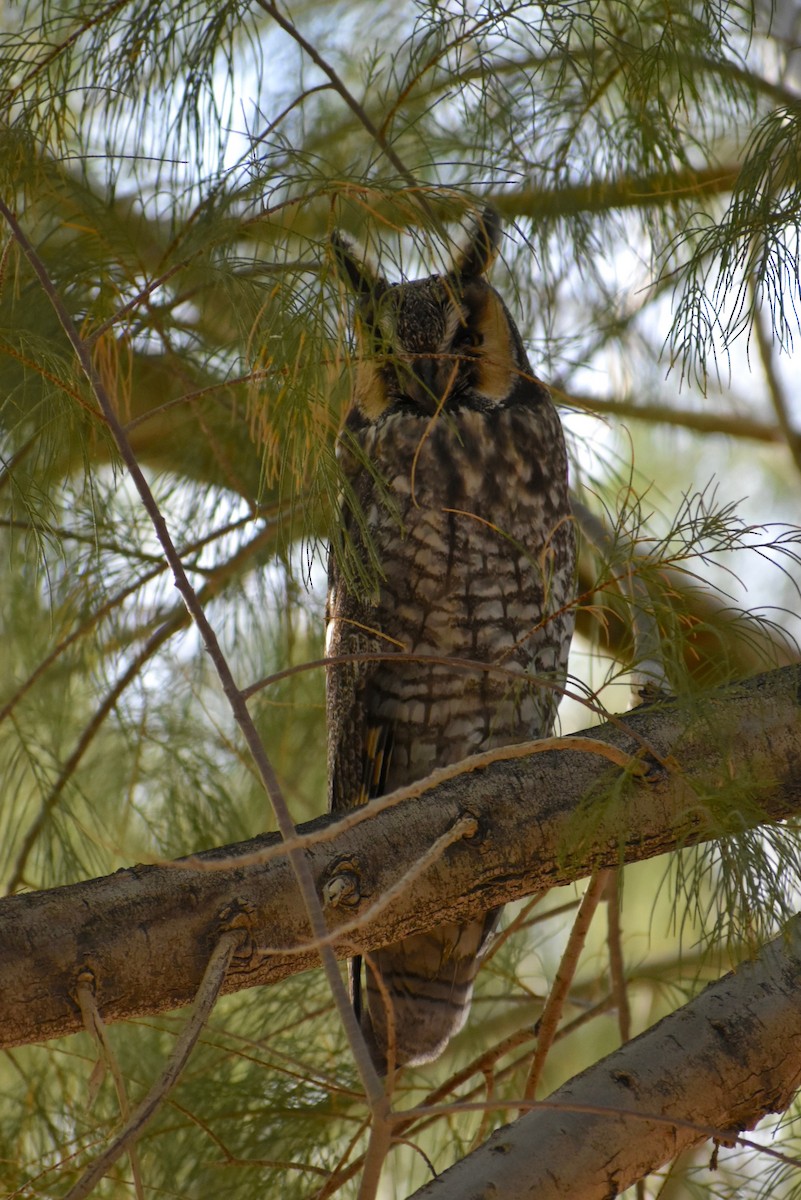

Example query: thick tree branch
[409,913,801,1199]
[2,664,801,1050]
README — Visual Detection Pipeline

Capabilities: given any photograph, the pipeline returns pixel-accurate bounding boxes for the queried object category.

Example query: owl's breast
[341,399,575,785]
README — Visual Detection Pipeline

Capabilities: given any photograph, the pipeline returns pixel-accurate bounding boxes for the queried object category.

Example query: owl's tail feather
[357,912,499,1075]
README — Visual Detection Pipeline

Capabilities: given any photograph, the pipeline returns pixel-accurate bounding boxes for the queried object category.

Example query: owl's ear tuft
[330,230,387,304]
[452,206,501,279]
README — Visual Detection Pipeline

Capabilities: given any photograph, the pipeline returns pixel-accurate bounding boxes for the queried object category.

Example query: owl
[326,208,575,1074]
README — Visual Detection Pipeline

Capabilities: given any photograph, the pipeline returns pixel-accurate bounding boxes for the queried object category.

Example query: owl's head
[331,209,533,420]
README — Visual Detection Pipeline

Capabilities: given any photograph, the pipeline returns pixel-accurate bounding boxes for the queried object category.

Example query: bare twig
[358,1032,395,1200]
[605,871,631,1043]
[323,814,479,954]
[74,973,145,1200]
[175,731,652,878]
[315,996,622,1197]
[65,929,239,1200]
[522,870,610,1103]
[255,0,418,191]
[481,890,551,962]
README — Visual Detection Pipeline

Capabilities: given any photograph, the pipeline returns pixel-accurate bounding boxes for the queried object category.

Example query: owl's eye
[454,326,483,352]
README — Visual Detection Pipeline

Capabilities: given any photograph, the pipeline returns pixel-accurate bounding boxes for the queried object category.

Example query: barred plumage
[326,209,575,1073]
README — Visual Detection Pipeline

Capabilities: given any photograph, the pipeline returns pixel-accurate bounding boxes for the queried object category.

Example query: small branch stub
[217,899,259,962]
[457,811,482,842]
[323,858,365,909]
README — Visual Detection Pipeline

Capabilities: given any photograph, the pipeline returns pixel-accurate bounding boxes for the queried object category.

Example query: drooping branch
[409,910,801,1199]
[2,663,801,1051]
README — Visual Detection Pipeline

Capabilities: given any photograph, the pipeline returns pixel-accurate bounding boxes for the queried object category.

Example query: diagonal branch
[0,199,386,1111]
[752,286,801,479]
[4,515,281,892]
[255,0,419,189]
[408,912,801,1198]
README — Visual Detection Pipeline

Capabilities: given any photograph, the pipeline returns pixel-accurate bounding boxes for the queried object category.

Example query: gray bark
[1,663,801,1049]
[410,913,801,1198]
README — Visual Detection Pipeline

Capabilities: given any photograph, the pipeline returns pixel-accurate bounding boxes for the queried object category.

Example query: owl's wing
[326,643,394,814]
[325,525,397,1032]
[325,517,395,816]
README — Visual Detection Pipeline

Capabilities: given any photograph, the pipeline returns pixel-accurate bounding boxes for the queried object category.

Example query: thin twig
[398,1096,801,1167]
[358,1039,395,1200]
[320,997,618,1196]
[0,0,131,108]
[0,505,272,730]
[8,626,173,892]
[481,891,550,962]
[255,0,418,191]
[605,871,631,1043]
[321,814,479,953]
[74,973,145,1200]
[314,1115,371,1200]
[752,288,801,479]
[65,930,239,1200]
[6,514,278,891]
[176,730,653,877]
[122,367,274,431]
[522,870,610,1103]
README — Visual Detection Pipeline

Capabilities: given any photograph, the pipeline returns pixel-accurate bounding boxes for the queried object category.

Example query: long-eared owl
[326,208,575,1074]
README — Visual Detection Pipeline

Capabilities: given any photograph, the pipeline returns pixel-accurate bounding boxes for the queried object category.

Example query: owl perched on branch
[326,208,576,1074]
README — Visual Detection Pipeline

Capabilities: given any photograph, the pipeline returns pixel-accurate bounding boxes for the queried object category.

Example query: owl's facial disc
[334,207,529,420]
[367,277,473,413]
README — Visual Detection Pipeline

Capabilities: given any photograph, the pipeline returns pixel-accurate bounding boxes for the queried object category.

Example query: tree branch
[566,390,788,444]
[2,663,801,1050]
[494,164,742,221]
[254,0,419,188]
[408,912,801,1198]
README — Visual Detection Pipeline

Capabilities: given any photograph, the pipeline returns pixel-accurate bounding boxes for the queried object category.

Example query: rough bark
[2,663,801,1050]
[409,913,801,1199]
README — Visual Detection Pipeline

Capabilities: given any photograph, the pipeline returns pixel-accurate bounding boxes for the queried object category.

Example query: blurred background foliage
[2,0,801,1196]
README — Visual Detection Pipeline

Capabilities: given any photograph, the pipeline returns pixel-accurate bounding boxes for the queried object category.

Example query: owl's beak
[406,356,439,412]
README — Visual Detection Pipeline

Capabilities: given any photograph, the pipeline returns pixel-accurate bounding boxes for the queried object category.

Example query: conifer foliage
[2,2,801,1196]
